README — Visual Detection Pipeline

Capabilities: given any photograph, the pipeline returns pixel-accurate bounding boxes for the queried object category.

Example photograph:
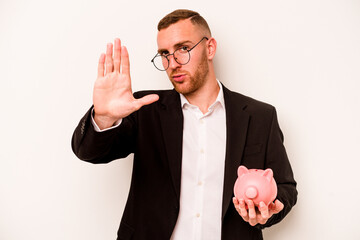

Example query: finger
[257,215,267,225]
[105,43,114,74]
[232,197,241,215]
[120,46,130,77]
[258,201,269,219]
[238,199,248,217]
[97,53,106,78]
[113,38,121,72]
[246,200,257,226]
[134,94,159,110]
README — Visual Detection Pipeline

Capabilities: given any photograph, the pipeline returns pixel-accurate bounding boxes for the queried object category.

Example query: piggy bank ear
[262,168,273,181]
[237,165,249,177]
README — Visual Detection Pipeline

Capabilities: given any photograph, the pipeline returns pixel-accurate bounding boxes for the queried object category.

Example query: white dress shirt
[92,81,227,240]
[170,81,226,240]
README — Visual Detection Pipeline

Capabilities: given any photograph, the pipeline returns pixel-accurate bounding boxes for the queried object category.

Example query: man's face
[157,19,210,95]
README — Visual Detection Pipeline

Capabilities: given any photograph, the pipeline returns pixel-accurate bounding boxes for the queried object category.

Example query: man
[72,9,297,240]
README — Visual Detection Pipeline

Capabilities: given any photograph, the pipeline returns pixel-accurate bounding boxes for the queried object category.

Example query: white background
[1,0,359,239]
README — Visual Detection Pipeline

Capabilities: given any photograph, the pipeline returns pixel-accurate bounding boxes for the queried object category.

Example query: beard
[169,49,209,95]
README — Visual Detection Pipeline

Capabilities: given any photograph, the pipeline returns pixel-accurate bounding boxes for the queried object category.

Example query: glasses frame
[151,37,209,71]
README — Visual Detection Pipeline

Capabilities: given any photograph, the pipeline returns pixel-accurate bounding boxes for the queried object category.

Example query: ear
[237,165,249,177]
[262,168,274,182]
[207,37,217,60]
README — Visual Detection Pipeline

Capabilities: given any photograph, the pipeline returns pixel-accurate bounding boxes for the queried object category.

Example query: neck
[184,75,220,114]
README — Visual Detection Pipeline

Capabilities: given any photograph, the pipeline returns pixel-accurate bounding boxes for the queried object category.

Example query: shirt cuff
[91,109,122,132]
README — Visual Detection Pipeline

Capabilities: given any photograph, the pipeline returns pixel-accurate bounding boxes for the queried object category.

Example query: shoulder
[223,86,276,116]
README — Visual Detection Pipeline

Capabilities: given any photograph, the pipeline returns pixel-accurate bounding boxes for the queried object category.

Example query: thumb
[134,94,159,109]
[270,200,284,215]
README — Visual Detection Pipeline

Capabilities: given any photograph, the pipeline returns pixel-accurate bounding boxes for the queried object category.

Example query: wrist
[93,112,119,130]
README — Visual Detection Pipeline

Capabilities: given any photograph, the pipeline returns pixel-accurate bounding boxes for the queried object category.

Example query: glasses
[151,37,209,71]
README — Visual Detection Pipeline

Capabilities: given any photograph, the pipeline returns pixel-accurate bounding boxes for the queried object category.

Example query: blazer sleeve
[71,106,137,164]
[260,108,298,229]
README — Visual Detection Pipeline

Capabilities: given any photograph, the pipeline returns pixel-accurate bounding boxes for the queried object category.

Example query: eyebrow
[157,40,194,54]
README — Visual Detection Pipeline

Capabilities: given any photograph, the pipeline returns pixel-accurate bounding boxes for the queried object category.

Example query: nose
[168,54,181,70]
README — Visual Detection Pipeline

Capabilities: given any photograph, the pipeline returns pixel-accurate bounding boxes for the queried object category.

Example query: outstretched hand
[232,197,284,226]
[93,38,159,129]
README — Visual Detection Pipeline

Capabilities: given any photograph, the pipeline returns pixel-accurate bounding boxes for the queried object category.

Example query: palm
[93,39,159,129]
[94,71,135,119]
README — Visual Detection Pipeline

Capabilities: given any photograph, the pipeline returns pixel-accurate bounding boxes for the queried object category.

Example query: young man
[72,9,297,240]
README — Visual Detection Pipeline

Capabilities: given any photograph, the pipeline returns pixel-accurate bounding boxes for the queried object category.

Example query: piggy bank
[233,165,277,206]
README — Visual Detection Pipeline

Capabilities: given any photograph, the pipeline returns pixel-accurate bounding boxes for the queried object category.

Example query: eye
[177,46,189,54]
[159,50,169,56]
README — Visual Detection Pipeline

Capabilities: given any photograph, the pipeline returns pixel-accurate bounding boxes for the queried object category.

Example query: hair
[157,9,211,36]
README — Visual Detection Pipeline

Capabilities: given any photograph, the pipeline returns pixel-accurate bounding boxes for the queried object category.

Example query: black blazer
[72,85,297,240]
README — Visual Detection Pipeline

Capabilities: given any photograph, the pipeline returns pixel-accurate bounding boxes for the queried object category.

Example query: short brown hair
[157,9,211,36]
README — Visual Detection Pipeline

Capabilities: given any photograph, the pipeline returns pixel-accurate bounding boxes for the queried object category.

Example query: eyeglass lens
[154,50,190,71]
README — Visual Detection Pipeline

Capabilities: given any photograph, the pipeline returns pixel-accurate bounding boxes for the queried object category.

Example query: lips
[171,73,186,82]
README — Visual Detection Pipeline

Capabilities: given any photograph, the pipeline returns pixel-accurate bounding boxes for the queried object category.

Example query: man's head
[156,9,217,96]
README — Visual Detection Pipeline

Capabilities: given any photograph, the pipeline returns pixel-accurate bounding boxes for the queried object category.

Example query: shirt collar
[180,80,225,110]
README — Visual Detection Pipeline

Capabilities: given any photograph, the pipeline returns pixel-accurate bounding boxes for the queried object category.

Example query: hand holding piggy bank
[233,166,277,206]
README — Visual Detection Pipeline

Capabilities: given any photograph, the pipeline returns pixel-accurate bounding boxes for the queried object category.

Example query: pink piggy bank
[233,166,277,206]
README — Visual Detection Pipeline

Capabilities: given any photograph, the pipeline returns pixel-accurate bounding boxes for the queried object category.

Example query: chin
[175,86,197,96]
[171,81,191,94]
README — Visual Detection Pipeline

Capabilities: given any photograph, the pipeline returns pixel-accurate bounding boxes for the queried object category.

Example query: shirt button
[198,181,203,186]
[200,149,204,154]
[200,119,204,124]
[196,213,200,218]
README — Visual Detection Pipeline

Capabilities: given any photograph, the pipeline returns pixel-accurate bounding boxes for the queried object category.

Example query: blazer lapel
[158,90,184,203]
[222,86,250,219]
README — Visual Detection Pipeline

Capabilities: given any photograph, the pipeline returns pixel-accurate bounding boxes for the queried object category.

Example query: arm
[71,106,137,163]
[262,108,297,227]
[71,38,159,163]
[233,108,297,228]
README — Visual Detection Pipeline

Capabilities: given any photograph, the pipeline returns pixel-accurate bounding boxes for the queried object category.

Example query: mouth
[171,73,186,83]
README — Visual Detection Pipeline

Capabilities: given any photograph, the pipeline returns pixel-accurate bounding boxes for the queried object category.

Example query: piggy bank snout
[245,186,258,199]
